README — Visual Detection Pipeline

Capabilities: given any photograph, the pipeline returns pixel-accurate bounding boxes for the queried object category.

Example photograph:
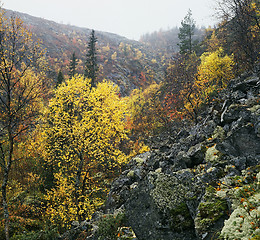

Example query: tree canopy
[41,75,129,228]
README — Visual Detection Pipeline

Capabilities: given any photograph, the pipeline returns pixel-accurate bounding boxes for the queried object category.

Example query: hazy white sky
[4,0,217,40]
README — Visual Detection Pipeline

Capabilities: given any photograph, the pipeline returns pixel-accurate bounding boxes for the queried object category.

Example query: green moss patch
[195,186,228,235]
[170,202,194,232]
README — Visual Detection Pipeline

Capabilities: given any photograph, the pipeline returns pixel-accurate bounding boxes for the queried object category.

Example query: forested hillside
[4,9,165,95]
[0,0,260,240]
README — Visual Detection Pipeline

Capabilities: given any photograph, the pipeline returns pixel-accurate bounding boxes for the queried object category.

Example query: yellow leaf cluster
[127,83,166,136]
[43,75,129,167]
[183,48,234,115]
[45,172,103,231]
[42,75,129,228]
[197,48,234,89]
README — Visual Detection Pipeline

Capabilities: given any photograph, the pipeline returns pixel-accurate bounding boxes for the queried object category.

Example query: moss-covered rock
[195,186,228,237]
[150,172,195,232]
[212,126,226,142]
[127,170,135,178]
[220,204,260,240]
[117,227,137,239]
[133,156,145,167]
[151,173,188,210]
[155,168,162,173]
[170,202,194,232]
[219,166,260,240]
[248,104,260,114]
[205,145,223,164]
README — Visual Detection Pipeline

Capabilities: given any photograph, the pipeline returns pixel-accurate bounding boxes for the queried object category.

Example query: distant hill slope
[140,27,206,57]
[4,9,165,95]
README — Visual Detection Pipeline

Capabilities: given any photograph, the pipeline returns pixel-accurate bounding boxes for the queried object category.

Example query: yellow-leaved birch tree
[41,75,128,231]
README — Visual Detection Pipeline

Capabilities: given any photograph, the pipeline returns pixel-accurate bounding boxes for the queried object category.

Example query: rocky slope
[61,71,260,240]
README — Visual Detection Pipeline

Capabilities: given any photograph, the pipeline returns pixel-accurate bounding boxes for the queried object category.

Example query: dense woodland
[0,0,260,239]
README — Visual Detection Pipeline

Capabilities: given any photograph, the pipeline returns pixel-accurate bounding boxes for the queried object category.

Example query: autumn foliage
[163,47,234,122]
[183,48,235,116]
[126,83,167,137]
[0,1,259,239]
[163,53,200,122]
[40,75,129,230]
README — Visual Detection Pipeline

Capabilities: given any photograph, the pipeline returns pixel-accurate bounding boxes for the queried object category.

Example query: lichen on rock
[220,205,260,240]
[151,172,188,211]
[212,126,226,142]
[205,145,223,164]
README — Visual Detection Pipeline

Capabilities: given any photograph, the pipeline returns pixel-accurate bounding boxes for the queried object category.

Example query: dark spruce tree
[178,9,198,54]
[85,29,98,88]
[56,69,64,87]
[69,52,78,78]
